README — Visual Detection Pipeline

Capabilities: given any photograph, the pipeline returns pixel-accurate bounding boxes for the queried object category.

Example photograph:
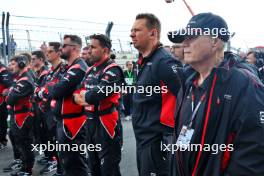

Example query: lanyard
[127,71,133,78]
[188,86,207,129]
[191,73,217,176]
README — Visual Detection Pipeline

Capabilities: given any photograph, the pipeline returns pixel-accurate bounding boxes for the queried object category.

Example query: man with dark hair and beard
[40,35,89,175]
[74,34,124,176]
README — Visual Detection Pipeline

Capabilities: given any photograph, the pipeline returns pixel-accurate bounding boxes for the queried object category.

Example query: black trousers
[39,110,57,160]
[136,141,170,176]
[9,125,21,159]
[0,103,8,143]
[32,102,42,144]
[44,109,62,173]
[123,93,133,116]
[56,119,88,176]
[87,117,122,176]
[10,115,35,172]
[86,118,96,172]
[88,136,121,176]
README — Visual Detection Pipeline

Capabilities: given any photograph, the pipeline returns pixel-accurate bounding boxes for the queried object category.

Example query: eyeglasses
[62,44,78,48]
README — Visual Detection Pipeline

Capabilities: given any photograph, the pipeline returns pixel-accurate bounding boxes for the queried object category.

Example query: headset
[254,51,264,68]
[17,55,27,69]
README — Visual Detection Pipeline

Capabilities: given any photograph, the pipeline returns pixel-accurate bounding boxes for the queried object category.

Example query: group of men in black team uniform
[1,12,264,176]
[0,33,124,176]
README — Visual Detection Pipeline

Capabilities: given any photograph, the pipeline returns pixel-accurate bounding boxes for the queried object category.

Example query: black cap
[168,12,230,43]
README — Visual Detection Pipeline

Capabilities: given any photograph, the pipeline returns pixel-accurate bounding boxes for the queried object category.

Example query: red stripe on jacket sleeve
[160,80,176,128]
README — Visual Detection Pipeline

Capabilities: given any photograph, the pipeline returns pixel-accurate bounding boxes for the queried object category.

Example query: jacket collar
[137,43,163,66]
[185,58,234,89]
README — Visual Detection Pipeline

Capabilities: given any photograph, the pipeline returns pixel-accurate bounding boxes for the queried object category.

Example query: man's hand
[2,89,10,96]
[73,91,88,106]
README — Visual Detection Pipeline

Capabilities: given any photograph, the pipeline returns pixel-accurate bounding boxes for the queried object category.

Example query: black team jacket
[0,63,12,105]
[75,58,124,144]
[46,58,87,140]
[6,71,34,128]
[132,44,183,149]
[172,55,264,176]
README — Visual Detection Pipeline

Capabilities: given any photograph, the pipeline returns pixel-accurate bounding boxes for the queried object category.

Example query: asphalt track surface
[0,120,138,176]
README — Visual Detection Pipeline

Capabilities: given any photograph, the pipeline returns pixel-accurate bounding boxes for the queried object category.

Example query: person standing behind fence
[123,60,136,121]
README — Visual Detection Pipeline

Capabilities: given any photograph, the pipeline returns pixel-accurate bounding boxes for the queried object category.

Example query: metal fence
[0,11,138,65]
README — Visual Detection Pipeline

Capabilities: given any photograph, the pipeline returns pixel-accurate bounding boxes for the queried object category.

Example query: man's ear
[213,38,225,53]
[103,47,110,55]
[150,29,158,38]
[211,38,222,47]
[211,38,218,46]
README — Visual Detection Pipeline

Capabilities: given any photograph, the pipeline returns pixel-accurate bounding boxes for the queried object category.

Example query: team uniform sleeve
[0,68,13,88]
[6,80,34,106]
[48,67,85,99]
[85,67,123,105]
[156,57,183,96]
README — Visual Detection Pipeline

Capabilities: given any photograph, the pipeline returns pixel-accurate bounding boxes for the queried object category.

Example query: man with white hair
[168,12,264,176]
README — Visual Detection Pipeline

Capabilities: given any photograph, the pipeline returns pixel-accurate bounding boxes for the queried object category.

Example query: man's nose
[130,31,135,38]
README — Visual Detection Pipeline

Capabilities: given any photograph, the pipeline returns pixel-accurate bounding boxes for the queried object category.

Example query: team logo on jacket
[171,65,178,73]
[147,62,152,66]
[85,84,94,89]
[224,94,232,100]
[101,158,104,165]
[105,71,116,77]
[260,111,264,124]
